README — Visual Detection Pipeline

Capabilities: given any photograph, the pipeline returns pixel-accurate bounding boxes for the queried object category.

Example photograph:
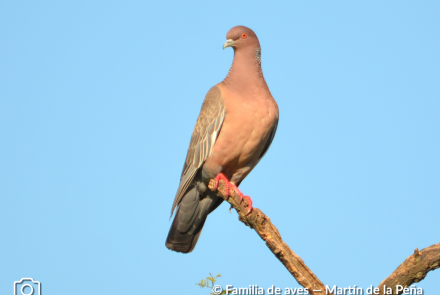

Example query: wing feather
[170,85,225,216]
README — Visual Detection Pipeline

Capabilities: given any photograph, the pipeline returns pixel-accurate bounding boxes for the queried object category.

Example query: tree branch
[208,179,333,295]
[209,179,440,294]
[377,243,440,295]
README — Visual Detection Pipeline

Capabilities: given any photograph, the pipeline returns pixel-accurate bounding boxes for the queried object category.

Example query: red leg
[214,173,253,215]
[214,173,231,197]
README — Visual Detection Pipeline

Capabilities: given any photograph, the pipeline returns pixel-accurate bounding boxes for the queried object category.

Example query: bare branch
[377,243,440,295]
[208,179,333,295]
[209,179,440,294]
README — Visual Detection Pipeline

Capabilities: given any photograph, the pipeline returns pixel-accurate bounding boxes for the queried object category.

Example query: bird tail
[166,185,221,253]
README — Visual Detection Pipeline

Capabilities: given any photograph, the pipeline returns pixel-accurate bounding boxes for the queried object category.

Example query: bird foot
[213,173,253,215]
[214,173,231,197]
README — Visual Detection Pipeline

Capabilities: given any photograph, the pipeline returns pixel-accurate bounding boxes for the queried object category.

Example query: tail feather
[166,185,221,253]
[165,207,204,253]
[177,187,200,233]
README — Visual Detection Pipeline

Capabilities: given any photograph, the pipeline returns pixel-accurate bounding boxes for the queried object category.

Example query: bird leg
[213,173,253,215]
[213,173,231,197]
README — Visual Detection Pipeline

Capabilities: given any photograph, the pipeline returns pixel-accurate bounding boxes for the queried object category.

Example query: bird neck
[222,47,268,93]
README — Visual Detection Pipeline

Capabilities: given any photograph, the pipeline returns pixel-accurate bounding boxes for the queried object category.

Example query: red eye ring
[241,32,247,39]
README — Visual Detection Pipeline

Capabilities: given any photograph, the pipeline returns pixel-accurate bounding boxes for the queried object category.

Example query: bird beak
[223,39,235,50]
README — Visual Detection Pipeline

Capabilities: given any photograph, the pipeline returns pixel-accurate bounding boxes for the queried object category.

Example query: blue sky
[1,1,439,294]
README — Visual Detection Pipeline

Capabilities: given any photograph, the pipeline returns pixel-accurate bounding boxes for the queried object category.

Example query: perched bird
[166,26,279,253]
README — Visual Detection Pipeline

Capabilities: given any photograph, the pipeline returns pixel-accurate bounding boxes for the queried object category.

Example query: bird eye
[241,32,247,39]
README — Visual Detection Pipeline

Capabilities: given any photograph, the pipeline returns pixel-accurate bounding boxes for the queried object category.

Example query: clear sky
[1,1,439,294]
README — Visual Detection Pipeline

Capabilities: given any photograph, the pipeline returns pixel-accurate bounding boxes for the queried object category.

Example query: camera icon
[13,278,41,295]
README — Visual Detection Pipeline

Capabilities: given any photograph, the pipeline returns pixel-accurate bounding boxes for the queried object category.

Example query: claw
[214,173,230,197]
[213,173,253,215]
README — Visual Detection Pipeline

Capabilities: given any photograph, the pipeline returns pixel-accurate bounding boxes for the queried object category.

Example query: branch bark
[209,179,440,295]
[208,179,333,295]
[377,243,440,295]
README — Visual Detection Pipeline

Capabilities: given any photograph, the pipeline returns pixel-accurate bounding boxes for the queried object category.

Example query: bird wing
[170,85,225,216]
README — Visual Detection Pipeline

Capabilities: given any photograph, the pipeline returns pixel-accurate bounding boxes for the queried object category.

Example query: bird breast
[202,84,278,184]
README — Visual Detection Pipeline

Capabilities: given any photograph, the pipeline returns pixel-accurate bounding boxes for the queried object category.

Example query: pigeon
[166,26,279,253]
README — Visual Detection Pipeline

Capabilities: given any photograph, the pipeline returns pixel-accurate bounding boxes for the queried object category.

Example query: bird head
[223,26,260,51]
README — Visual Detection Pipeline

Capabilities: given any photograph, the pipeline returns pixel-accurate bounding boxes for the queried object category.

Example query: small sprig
[196,273,230,294]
